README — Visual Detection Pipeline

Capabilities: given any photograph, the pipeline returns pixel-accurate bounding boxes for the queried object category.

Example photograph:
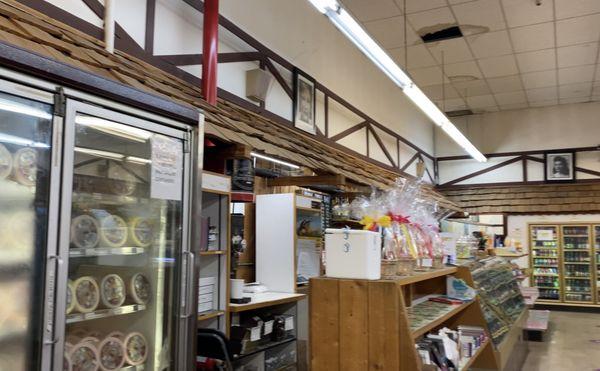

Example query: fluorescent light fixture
[251,151,300,169]
[0,133,49,148]
[75,147,124,160]
[126,156,152,164]
[0,98,52,120]
[306,0,487,162]
[75,115,152,143]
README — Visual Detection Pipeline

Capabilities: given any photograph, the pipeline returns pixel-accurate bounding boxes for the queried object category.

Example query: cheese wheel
[100,274,126,309]
[129,273,151,305]
[98,215,127,248]
[71,215,100,249]
[106,331,124,340]
[98,336,125,371]
[128,217,155,247]
[66,279,76,314]
[0,143,12,180]
[123,332,148,366]
[73,276,100,313]
[12,147,37,186]
[69,341,99,371]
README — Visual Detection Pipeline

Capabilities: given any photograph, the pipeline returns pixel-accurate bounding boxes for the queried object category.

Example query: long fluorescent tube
[251,151,300,169]
[307,0,487,162]
[75,147,124,160]
[0,133,50,148]
[0,98,52,120]
[75,115,152,143]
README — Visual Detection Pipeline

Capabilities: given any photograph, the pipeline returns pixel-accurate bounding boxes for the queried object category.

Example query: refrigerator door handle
[181,250,195,319]
[44,255,63,345]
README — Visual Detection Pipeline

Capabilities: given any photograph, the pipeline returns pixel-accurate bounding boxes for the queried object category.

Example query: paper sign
[264,320,274,335]
[536,230,554,241]
[421,258,433,268]
[284,316,294,331]
[150,134,183,200]
[250,326,261,342]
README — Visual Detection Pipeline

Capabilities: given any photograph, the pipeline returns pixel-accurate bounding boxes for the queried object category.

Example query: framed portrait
[293,69,316,134]
[545,152,575,182]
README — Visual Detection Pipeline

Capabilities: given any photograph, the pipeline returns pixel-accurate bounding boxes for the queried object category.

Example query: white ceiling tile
[427,38,474,64]
[364,16,422,49]
[441,98,469,111]
[448,0,473,4]
[530,99,559,107]
[556,14,600,47]
[422,84,461,100]
[522,70,557,89]
[557,43,598,68]
[555,0,600,20]
[452,78,492,96]
[466,94,497,108]
[444,61,483,80]
[487,75,523,93]
[409,66,450,86]
[499,102,529,110]
[560,96,592,104]
[502,0,554,28]
[452,0,507,34]
[510,22,555,53]
[408,7,456,33]
[526,86,559,102]
[388,44,438,69]
[478,55,519,77]
[515,49,557,73]
[467,30,513,59]
[559,82,593,98]
[400,0,448,14]
[558,65,596,85]
[494,90,527,105]
[341,0,402,22]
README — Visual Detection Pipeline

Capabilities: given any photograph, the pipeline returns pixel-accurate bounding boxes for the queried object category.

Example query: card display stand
[310,267,504,371]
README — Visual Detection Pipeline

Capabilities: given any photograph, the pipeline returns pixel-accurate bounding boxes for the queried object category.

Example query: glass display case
[530,225,561,301]
[0,86,55,371]
[55,101,194,370]
[595,225,600,304]
[561,225,593,303]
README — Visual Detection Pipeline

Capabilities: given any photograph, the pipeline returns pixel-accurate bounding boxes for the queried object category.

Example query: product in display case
[70,214,101,249]
[0,142,12,179]
[73,276,101,314]
[129,273,151,305]
[98,336,126,370]
[100,274,126,309]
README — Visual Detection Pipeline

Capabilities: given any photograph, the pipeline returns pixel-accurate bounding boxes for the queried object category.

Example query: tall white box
[325,229,381,280]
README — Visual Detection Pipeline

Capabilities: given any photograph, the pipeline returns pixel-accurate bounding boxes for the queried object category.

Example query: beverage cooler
[0,78,201,370]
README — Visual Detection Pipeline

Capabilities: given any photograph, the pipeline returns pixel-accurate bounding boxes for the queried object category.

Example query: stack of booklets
[416,326,487,371]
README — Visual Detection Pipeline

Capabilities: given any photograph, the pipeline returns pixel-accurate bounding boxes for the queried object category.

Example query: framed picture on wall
[293,69,316,134]
[545,152,575,182]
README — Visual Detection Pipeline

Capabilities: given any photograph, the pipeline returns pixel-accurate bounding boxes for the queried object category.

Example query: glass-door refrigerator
[53,100,196,370]
[561,225,593,303]
[0,80,58,371]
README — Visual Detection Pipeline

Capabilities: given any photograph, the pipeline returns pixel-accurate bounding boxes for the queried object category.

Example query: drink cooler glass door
[0,82,57,370]
[54,100,193,370]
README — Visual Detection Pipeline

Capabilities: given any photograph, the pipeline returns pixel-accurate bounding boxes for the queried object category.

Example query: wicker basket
[396,256,416,276]
[381,259,399,278]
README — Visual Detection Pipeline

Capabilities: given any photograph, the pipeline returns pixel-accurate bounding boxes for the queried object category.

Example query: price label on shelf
[250,326,261,342]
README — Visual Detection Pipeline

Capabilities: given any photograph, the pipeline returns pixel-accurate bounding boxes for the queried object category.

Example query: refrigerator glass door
[59,102,189,371]
[0,90,54,370]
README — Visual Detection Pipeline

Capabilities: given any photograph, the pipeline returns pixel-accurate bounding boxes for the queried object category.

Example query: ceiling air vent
[420,26,463,43]
[446,109,473,117]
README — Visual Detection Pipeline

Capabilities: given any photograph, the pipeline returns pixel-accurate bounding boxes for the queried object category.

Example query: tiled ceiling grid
[340,0,600,114]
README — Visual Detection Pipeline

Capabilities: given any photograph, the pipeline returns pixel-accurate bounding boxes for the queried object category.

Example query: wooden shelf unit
[310,267,501,371]
[198,171,232,333]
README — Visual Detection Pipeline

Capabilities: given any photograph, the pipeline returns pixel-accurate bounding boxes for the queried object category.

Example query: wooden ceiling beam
[267,174,346,187]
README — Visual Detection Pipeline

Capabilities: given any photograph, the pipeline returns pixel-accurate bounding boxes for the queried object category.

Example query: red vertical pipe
[202,0,219,105]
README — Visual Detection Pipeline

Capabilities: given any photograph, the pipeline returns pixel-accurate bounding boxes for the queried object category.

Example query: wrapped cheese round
[128,217,155,247]
[68,341,99,371]
[107,165,136,196]
[0,143,12,180]
[100,274,126,309]
[129,273,151,305]
[123,332,148,366]
[66,279,76,314]
[98,215,127,248]
[71,215,100,249]
[74,276,100,313]
[12,147,37,186]
[98,336,125,371]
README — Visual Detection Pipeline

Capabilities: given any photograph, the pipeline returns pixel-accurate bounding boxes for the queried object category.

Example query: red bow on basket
[388,213,411,224]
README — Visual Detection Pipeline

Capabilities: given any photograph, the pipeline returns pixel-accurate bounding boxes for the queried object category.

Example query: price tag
[264,320,274,335]
[421,258,433,268]
[284,316,294,331]
[250,326,261,342]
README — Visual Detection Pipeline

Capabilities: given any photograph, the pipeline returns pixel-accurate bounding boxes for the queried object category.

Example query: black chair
[197,328,235,371]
